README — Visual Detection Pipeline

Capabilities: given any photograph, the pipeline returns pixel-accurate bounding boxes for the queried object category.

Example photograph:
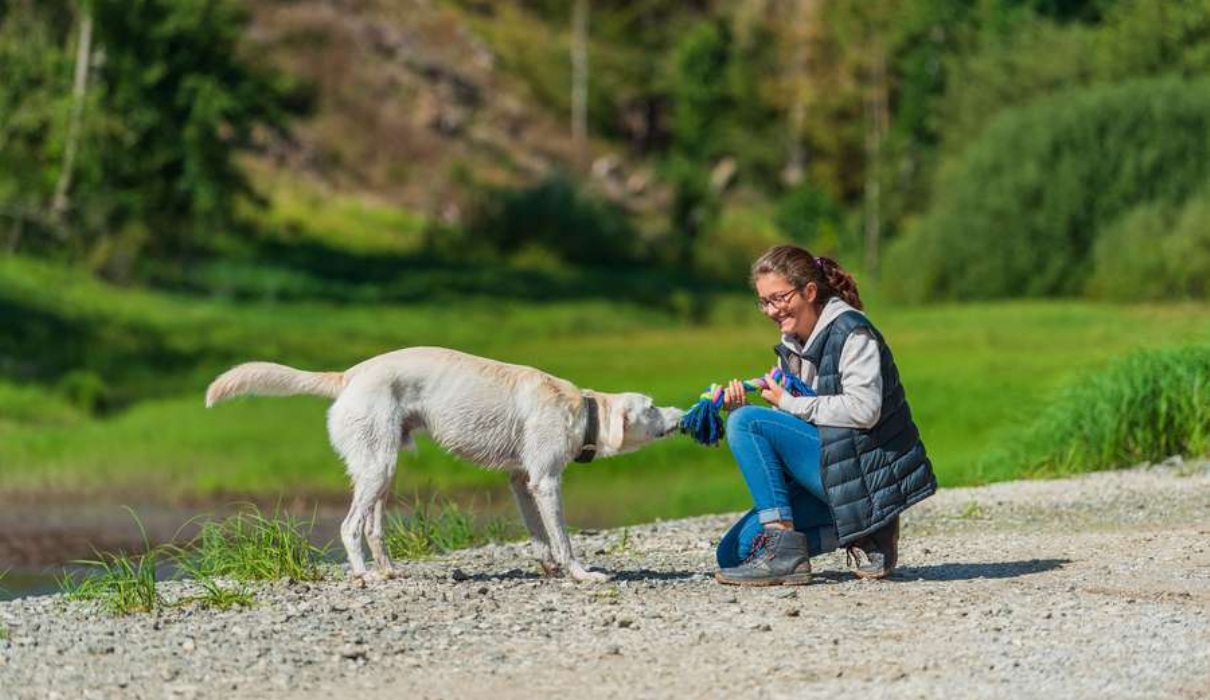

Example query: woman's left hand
[759,373,784,406]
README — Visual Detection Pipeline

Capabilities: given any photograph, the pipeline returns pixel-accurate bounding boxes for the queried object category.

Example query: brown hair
[750,245,864,311]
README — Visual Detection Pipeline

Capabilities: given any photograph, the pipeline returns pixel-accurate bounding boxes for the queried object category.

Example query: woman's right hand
[722,379,747,411]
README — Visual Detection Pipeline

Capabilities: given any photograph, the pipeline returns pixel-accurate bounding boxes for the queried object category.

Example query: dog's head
[595,392,684,458]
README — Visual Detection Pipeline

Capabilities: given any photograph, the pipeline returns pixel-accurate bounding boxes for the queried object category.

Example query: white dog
[205,347,684,582]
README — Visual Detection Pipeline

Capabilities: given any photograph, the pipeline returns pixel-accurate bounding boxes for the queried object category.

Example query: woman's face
[755,273,819,339]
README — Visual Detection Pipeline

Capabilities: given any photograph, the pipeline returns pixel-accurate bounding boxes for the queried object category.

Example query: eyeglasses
[755,287,802,311]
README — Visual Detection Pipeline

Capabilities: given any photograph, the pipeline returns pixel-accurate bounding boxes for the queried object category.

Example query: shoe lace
[742,532,771,564]
[845,542,870,570]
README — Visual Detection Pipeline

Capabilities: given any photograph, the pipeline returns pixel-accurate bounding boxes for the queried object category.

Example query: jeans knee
[726,405,761,435]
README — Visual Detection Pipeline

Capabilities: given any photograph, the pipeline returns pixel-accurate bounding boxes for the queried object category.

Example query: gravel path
[2,460,1208,699]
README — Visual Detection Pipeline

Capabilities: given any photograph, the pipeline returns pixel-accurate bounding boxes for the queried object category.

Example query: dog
[204,347,684,582]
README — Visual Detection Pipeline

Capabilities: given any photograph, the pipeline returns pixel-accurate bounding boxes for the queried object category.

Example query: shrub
[694,203,785,282]
[458,175,639,267]
[980,344,1210,479]
[1087,189,1210,301]
[774,181,848,254]
[900,77,1210,301]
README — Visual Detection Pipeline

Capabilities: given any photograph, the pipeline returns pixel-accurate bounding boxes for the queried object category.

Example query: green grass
[3,256,1210,528]
[184,505,330,583]
[60,510,164,615]
[384,498,521,560]
[978,344,1210,480]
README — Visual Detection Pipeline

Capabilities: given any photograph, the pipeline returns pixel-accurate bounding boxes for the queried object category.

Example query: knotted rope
[680,367,815,446]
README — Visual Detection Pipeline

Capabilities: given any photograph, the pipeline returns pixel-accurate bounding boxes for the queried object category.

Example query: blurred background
[1,0,1208,597]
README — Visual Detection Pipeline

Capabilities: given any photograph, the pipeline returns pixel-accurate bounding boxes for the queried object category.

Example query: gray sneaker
[715,528,813,586]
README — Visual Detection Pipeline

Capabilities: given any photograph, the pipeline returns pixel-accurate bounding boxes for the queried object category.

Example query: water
[0,500,347,600]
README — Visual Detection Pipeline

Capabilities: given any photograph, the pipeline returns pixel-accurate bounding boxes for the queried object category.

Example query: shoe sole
[713,571,813,586]
[852,567,893,580]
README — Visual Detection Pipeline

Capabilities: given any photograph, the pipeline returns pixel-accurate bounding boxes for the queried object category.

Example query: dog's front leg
[528,472,609,583]
[509,471,557,575]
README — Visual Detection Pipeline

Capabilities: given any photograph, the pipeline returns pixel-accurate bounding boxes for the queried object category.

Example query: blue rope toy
[679,367,816,446]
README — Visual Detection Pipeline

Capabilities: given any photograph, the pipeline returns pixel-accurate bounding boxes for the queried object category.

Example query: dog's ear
[595,394,627,456]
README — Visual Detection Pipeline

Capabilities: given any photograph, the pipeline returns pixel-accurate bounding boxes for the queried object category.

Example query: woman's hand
[722,379,747,411]
[759,373,785,406]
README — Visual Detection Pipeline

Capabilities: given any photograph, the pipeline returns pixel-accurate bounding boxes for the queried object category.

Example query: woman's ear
[804,281,818,304]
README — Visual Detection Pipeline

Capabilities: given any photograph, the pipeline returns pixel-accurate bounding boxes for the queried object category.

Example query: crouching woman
[714,244,936,585]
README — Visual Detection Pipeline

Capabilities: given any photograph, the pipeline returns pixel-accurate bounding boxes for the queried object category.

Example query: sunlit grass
[60,510,164,616]
[978,344,1210,480]
[384,498,521,560]
[3,253,1210,527]
[184,505,330,583]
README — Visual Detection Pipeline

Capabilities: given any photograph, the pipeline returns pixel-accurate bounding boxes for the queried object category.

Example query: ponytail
[813,255,864,310]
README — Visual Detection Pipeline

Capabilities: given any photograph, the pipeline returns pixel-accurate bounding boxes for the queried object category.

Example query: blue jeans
[716,406,838,568]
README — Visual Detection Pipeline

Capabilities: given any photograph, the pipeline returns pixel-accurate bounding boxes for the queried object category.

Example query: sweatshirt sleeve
[776,329,883,429]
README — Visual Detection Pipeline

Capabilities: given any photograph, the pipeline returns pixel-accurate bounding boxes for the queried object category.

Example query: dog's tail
[205,362,345,408]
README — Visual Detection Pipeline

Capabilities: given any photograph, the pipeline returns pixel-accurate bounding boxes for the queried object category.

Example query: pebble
[0,462,1207,699]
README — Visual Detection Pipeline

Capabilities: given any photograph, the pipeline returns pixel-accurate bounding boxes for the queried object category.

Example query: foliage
[694,202,785,282]
[0,0,75,243]
[1086,189,1210,302]
[384,499,519,560]
[183,506,329,582]
[894,77,1210,301]
[938,0,1210,158]
[0,0,306,270]
[60,508,163,615]
[979,345,1210,480]
[457,174,640,267]
[774,181,849,254]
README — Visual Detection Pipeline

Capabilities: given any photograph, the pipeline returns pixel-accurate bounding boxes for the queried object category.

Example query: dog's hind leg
[508,470,555,575]
[364,492,396,578]
[329,391,401,582]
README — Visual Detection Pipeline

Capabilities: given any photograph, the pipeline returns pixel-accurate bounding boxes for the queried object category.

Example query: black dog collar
[574,395,599,463]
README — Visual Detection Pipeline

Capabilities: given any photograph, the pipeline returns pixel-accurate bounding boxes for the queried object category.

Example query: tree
[570,0,590,168]
[0,0,305,269]
[88,0,303,265]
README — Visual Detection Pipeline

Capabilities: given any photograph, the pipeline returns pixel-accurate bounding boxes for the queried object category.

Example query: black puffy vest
[774,310,936,545]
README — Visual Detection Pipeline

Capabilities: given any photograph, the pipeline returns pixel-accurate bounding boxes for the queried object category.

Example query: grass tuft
[60,508,164,615]
[184,505,330,583]
[981,344,1210,479]
[384,498,520,560]
[172,572,255,611]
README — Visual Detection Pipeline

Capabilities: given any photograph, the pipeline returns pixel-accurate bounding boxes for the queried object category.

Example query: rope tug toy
[680,367,816,446]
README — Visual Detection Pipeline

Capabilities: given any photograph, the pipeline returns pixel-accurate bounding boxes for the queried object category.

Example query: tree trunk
[783,0,813,187]
[52,7,94,224]
[863,37,888,279]
[570,0,590,168]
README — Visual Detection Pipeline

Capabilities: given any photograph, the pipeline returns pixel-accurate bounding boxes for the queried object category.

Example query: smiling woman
[712,245,936,587]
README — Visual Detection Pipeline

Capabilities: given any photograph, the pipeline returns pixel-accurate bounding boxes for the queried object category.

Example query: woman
[714,244,936,586]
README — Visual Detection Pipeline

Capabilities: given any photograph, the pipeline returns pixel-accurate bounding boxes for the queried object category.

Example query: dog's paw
[569,563,611,583]
[360,570,395,584]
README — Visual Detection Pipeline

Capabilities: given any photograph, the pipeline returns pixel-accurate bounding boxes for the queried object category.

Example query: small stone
[451,569,470,582]
[605,645,622,656]
[181,639,196,653]
[784,608,800,617]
